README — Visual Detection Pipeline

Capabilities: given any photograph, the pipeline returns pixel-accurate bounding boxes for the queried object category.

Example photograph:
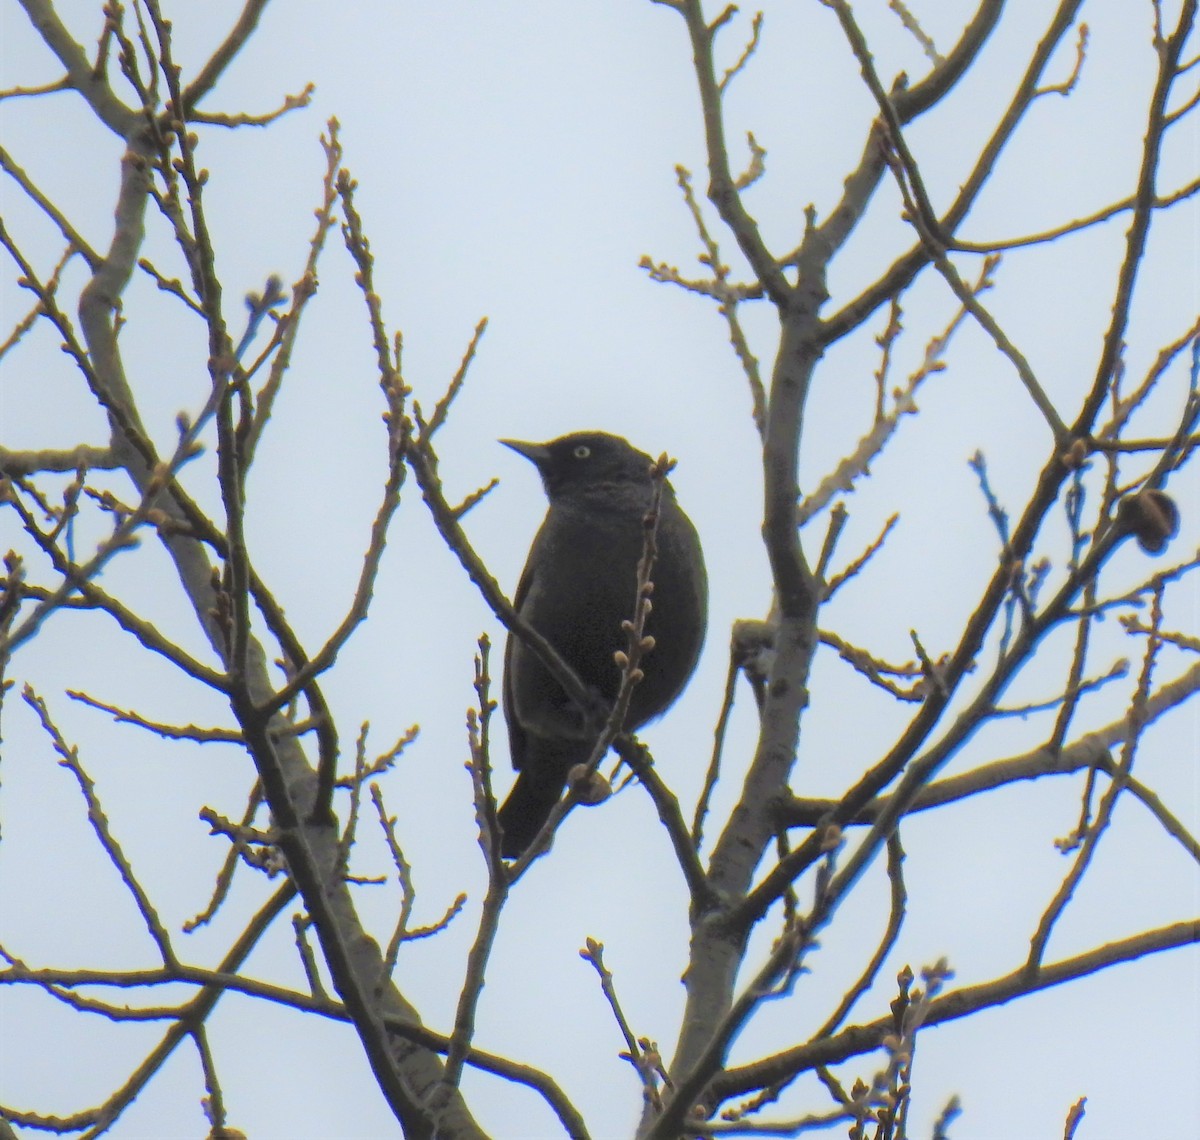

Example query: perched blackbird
[496,431,708,858]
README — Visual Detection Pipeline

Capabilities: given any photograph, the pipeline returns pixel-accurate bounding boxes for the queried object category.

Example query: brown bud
[819,823,843,852]
[1060,436,1089,469]
[569,767,611,806]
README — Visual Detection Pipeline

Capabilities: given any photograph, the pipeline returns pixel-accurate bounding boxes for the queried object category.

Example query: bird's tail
[496,765,572,859]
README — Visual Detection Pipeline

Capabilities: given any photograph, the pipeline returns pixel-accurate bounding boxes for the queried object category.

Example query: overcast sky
[2,1,1197,1137]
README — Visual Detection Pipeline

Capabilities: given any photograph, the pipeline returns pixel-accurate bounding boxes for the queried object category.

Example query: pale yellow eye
[573,445,591,459]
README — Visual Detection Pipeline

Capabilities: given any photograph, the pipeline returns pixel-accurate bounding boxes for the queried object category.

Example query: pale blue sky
[2,1,1197,1137]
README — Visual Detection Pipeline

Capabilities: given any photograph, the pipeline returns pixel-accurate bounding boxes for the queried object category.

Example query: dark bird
[497,431,708,858]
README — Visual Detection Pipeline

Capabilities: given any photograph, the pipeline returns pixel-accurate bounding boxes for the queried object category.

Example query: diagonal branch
[710,917,1199,1103]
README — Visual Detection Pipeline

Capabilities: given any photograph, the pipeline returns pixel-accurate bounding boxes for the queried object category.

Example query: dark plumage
[497,431,708,858]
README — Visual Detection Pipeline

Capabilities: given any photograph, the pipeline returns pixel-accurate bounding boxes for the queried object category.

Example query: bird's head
[500,432,657,500]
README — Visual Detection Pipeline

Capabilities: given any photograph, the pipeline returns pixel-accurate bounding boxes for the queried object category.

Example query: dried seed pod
[1116,488,1180,555]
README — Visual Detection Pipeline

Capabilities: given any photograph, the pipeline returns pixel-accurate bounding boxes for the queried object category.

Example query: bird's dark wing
[499,542,587,857]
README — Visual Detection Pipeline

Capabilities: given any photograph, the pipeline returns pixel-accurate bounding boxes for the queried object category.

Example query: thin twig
[66,689,242,741]
[23,686,178,967]
[1027,581,1167,969]
[581,939,666,1113]
[432,635,506,1121]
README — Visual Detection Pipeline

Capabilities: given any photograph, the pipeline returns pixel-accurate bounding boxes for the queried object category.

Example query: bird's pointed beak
[500,438,551,466]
